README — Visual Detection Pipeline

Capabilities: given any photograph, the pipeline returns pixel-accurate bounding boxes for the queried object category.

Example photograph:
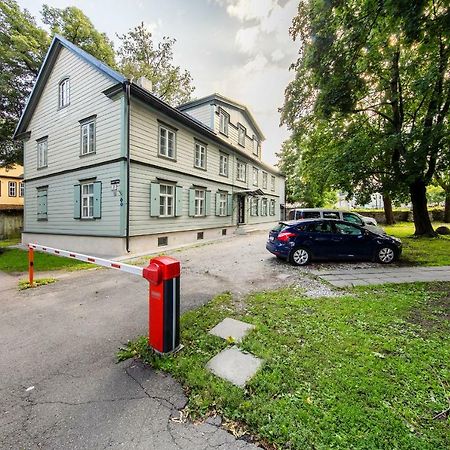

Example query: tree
[435,173,450,222]
[117,22,194,106]
[41,5,116,67]
[281,0,450,236]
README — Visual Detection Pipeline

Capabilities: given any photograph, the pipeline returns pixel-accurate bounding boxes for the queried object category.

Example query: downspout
[125,80,131,252]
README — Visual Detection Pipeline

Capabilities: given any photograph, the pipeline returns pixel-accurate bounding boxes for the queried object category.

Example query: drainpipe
[125,80,131,252]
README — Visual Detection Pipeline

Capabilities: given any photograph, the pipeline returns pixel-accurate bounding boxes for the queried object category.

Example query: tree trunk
[382,194,395,225]
[409,179,436,236]
[444,192,450,223]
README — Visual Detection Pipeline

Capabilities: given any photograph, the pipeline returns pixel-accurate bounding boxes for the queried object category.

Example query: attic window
[59,78,70,108]
[219,109,229,136]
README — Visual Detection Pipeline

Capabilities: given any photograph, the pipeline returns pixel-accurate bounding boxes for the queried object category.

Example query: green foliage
[121,285,450,449]
[427,184,445,206]
[117,22,194,106]
[0,248,92,272]
[18,277,56,290]
[281,0,450,235]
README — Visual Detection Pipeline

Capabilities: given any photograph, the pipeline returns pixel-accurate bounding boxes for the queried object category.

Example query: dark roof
[178,93,265,140]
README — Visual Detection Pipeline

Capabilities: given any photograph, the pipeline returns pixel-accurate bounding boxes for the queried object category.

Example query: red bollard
[28,247,34,286]
[142,256,181,354]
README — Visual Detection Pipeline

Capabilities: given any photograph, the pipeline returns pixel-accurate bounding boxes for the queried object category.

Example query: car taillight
[277,231,296,242]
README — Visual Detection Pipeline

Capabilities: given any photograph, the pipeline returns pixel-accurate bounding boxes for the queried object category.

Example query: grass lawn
[119,284,450,450]
[384,222,450,266]
[0,247,92,273]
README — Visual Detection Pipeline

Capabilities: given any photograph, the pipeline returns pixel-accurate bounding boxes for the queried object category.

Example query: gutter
[125,80,131,252]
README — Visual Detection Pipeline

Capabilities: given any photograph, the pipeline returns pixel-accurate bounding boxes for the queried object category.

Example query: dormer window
[238,123,246,147]
[59,78,70,108]
[252,135,259,156]
[219,109,229,136]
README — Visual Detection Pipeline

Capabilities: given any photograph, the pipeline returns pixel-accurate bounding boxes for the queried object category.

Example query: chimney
[136,76,153,93]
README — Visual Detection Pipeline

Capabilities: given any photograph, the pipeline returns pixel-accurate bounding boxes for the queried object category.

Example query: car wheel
[376,246,396,264]
[290,247,311,266]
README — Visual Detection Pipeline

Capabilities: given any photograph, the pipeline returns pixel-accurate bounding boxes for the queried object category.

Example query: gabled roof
[178,93,265,141]
[13,34,125,139]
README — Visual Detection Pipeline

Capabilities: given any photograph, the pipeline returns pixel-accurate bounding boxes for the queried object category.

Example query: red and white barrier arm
[27,243,143,277]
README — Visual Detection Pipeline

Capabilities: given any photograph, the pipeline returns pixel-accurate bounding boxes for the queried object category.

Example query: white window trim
[19,182,24,197]
[81,120,96,156]
[81,183,94,219]
[271,175,276,191]
[237,161,246,182]
[269,199,276,215]
[219,192,227,216]
[250,197,258,216]
[219,153,229,177]
[219,109,229,136]
[252,167,259,187]
[262,172,268,189]
[252,135,258,155]
[159,183,175,217]
[261,198,268,216]
[194,189,206,217]
[37,139,48,169]
[159,125,176,159]
[238,124,246,147]
[194,142,207,170]
[59,78,70,109]
[8,181,17,197]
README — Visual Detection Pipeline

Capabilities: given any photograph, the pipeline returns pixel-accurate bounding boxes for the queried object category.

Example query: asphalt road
[0,231,316,450]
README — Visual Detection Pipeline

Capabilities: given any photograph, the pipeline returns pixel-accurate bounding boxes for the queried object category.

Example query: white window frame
[271,175,276,191]
[219,153,228,177]
[252,167,259,186]
[269,199,276,215]
[8,181,17,197]
[19,182,24,197]
[262,172,268,189]
[81,120,96,155]
[194,189,206,217]
[252,135,258,155]
[37,139,48,169]
[261,198,268,216]
[81,183,94,219]
[59,78,70,109]
[159,125,176,159]
[250,197,258,216]
[219,192,227,216]
[194,142,206,169]
[236,161,246,182]
[238,123,246,146]
[219,109,229,136]
[159,184,175,217]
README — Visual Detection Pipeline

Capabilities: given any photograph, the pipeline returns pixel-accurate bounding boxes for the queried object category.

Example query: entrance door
[237,196,246,224]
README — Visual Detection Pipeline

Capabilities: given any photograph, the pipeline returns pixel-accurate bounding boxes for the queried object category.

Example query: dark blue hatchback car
[266,219,402,266]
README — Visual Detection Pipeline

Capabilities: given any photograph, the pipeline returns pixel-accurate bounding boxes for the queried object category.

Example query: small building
[14,35,285,256]
[0,164,24,209]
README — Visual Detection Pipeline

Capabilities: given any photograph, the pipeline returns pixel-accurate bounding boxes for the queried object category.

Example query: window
[37,138,48,169]
[343,212,364,226]
[236,161,246,182]
[252,167,259,186]
[323,211,340,219]
[270,175,275,191]
[159,125,176,159]
[222,229,227,236]
[59,78,70,108]
[8,181,17,197]
[81,183,94,219]
[81,119,96,155]
[194,142,206,169]
[159,184,174,217]
[197,232,204,240]
[262,172,268,189]
[194,189,206,216]
[252,135,258,155]
[37,187,48,220]
[219,153,228,177]
[269,199,276,216]
[219,109,229,135]
[218,192,227,216]
[19,182,24,197]
[158,236,168,247]
[335,222,363,236]
[307,221,334,234]
[238,123,246,146]
[250,197,259,216]
[261,198,268,216]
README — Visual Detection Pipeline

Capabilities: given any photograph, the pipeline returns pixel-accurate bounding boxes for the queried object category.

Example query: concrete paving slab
[209,318,255,343]
[206,347,263,387]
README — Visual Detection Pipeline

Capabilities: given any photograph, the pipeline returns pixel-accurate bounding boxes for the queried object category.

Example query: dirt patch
[408,282,450,333]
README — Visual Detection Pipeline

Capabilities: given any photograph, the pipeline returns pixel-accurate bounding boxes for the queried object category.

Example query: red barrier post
[28,246,34,286]
[142,256,181,354]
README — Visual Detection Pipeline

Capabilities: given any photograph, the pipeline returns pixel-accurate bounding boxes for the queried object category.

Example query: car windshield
[272,223,287,232]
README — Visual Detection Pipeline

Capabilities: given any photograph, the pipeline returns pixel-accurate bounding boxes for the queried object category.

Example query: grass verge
[119,284,450,450]
[18,278,57,290]
[384,222,450,266]
[0,248,92,273]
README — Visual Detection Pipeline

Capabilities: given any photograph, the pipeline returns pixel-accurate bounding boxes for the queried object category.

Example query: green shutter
[175,185,183,216]
[227,194,232,216]
[150,182,160,217]
[215,192,221,216]
[93,181,102,219]
[188,189,195,216]
[74,184,81,219]
[37,189,47,219]
[205,191,211,216]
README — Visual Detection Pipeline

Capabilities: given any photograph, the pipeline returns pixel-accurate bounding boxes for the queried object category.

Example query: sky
[18,0,299,166]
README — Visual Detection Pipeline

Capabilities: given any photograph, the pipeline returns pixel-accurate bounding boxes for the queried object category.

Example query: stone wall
[0,208,23,239]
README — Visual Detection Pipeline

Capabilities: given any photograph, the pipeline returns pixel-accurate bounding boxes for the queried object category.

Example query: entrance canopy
[234,189,264,196]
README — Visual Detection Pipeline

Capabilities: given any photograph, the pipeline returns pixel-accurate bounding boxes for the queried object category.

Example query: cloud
[226,0,275,22]
[271,49,285,62]
[235,25,260,54]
